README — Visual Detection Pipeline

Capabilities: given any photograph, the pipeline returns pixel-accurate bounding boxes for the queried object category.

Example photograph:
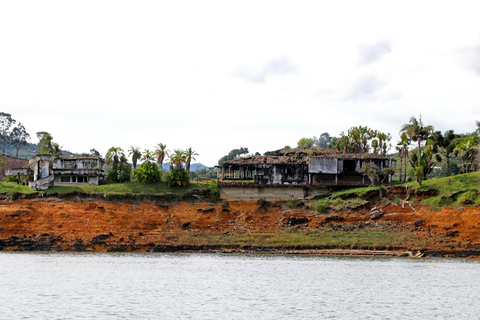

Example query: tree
[105,147,131,183]
[454,137,478,173]
[154,143,168,171]
[359,162,379,186]
[396,132,410,182]
[90,148,101,157]
[128,146,142,170]
[10,122,30,158]
[52,143,63,157]
[316,132,332,149]
[36,132,54,154]
[169,149,186,170]
[218,147,249,165]
[185,147,199,172]
[0,112,16,155]
[297,137,314,149]
[414,165,424,186]
[400,116,434,166]
[106,147,125,169]
[432,130,457,177]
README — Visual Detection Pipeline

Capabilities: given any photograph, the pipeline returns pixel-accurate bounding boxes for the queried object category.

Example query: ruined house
[6,155,106,190]
[217,148,393,201]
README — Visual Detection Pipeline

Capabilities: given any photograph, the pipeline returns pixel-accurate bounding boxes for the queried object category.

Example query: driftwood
[369,201,391,219]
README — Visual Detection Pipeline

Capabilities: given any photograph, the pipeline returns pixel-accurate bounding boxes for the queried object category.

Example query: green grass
[414,172,480,207]
[329,185,383,198]
[309,171,480,212]
[0,180,210,197]
[163,226,437,251]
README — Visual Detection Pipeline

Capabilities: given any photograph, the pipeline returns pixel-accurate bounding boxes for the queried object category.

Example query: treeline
[104,145,199,186]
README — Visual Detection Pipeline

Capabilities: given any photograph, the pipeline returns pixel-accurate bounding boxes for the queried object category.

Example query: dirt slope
[1,196,479,256]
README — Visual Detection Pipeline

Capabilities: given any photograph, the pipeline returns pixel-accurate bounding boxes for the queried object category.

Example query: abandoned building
[217,148,393,201]
[5,155,106,190]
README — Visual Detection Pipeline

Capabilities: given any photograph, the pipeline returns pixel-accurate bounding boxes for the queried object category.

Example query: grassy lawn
[0,180,211,196]
[414,171,480,206]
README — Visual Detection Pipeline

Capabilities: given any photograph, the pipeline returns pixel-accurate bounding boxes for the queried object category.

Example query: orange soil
[1,198,479,252]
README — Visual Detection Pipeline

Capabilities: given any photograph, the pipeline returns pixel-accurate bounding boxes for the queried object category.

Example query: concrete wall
[308,158,338,174]
[220,186,329,201]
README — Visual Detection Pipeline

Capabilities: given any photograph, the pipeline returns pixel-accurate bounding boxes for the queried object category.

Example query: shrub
[166,169,190,187]
[134,162,162,184]
[208,180,220,201]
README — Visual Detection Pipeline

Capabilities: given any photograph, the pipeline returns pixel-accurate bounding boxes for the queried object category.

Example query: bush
[134,162,162,184]
[106,162,131,183]
[208,180,220,201]
[166,169,190,187]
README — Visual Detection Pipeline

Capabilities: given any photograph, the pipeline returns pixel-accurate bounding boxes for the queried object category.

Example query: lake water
[1,253,479,319]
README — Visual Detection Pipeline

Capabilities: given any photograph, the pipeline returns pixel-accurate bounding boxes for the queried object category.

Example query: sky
[1,1,479,167]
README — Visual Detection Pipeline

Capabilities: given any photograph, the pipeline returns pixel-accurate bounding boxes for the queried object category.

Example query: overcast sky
[1,1,479,166]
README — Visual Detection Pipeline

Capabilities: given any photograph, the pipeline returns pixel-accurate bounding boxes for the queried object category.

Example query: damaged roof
[223,147,390,166]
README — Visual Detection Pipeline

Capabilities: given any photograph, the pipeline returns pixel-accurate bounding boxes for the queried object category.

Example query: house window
[61,176,70,183]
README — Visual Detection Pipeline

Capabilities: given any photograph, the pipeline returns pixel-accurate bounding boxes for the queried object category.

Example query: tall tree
[106,147,125,169]
[36,132,54,154]
[184,147,199,172]
[400,116,434,166]
[454,137,478,173]
[432,130,457,177]
[10,122,30,157]
[397,132,410,182]
[154,143,168,171]
[128,146,142,170]
[141,149,155,163]
[169,149,186,170]
[0,112,16,155]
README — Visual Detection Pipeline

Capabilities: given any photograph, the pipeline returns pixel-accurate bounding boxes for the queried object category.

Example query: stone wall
[220,186,329,201]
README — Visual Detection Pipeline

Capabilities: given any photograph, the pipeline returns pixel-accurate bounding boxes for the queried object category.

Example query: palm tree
[455,137,478,173]
[397,132,410,182]
[154,143,168,171]
[184,147,199,172]
[106,147,125,169]
[141,149,155,164]
[128,146,142,170]
[400,116,434,166]
[169,149,186,170]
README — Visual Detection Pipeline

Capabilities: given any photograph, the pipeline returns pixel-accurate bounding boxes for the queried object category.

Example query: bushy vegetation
[166,168,190,187]
[134,162,162,184]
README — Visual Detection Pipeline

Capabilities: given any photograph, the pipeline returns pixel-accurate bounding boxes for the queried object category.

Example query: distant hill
[4,143,75,159]
[158,163,209,171]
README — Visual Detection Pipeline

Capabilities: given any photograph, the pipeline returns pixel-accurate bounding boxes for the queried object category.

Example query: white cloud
[1,1,480,166]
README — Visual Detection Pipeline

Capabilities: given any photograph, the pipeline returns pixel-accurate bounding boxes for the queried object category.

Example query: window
[343,160,356,173]
[61,176,70,183]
